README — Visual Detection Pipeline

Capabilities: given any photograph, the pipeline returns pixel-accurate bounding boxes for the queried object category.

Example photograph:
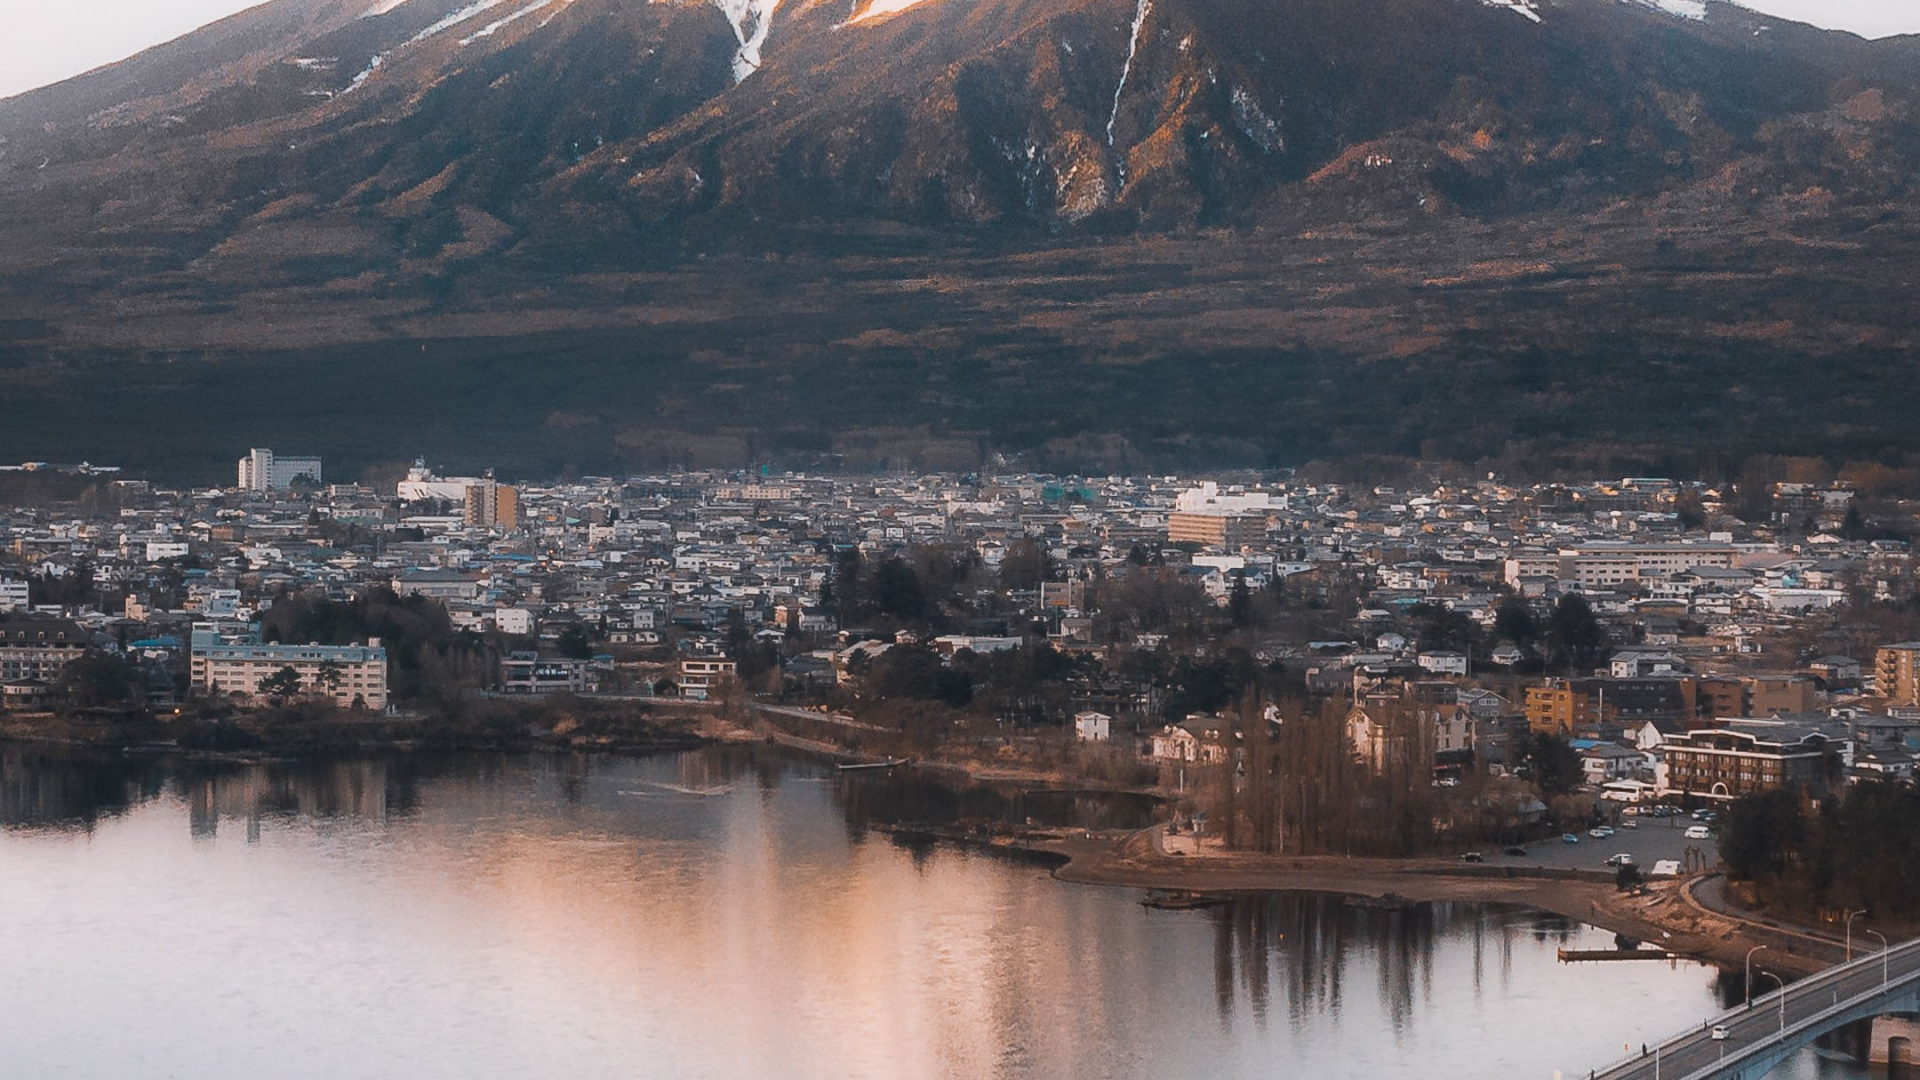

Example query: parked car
[1605,853,1635,868]
[1685,825,1713,840]
[1504,846,1528,857]
[1563,833,1580,844]
[1460,852,1484,863]
[1710,1025,1730,1041]
[1620,817,1639,828]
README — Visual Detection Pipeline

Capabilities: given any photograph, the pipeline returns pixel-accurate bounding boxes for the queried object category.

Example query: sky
[1,0,1918,100]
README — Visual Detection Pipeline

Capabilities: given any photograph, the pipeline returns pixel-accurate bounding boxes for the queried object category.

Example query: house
[1074,710,1112,742]
[679,657,738,700]
[1573,740,1642,786]
[1417,650,1467,676]
[1151,715,1231,764]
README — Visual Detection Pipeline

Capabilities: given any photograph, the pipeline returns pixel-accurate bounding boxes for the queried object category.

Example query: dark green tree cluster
[260,587,491,702]
[1517,732,1583,796]
[1544,594,1606,674]
[1721,783,1920,917]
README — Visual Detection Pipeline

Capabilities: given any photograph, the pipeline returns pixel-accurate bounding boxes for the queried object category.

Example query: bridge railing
[1597,936,1920,1080]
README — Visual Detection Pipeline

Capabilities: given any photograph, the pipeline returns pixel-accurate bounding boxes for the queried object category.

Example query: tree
[1494,597,1538,649]
[315,660,345,697]
[999,538,1051,591]
[1720,788,1806,884]
[258,666,304,705]
[870,558,929,622]
[58,652,145,709]
[556,625,594,660]
[1544,593,1606,674]
[1518,732,1583,796]
[1615,862,1644,892]
[1228,572,1253,628]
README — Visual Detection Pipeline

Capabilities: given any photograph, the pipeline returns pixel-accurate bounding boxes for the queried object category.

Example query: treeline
[1720,783,1920,919]
[1198,696,1545,857]
[261,588,495,703]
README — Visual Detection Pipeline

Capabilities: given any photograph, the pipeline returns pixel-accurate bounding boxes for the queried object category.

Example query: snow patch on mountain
[361,0,416,16]
[460,0,569,44]
[1480,0,1542,24]
[712,0,782,81]
[1107,0,1152,147]
[849,0,932,24]
[345,53,382,92]
[1624,0,1706,20]
[411,0,516,43]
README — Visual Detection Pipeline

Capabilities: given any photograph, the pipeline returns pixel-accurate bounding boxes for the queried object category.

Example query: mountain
[2,0,1919,481]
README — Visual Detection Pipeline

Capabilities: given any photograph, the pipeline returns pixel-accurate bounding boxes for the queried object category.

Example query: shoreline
[1025,825,1845,977]
[1,718,1865,975]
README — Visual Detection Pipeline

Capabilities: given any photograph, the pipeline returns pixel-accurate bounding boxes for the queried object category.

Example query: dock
[1558,948,1683,962]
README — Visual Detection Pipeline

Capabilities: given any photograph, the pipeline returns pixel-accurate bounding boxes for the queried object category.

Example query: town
[4,452,1920,906]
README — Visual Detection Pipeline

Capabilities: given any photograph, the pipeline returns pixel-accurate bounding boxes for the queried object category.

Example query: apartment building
[0,618,91,682]
[1874,642,1920,706]
[236,448,323,492]
[1663,720,1842,801]
[191,638,388,709]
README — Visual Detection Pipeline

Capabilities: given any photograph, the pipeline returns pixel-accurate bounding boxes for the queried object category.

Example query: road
[1594,937,1920,1080]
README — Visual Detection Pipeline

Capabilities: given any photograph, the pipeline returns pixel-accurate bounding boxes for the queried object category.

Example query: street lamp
[1746,944,1770,1006]
[1757,970,1785,1033]
[1864,929,1889,989]
[1846,909,1868,961]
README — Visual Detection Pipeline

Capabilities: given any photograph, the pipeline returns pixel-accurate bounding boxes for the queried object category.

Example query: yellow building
[1167,511,1265,550]
[1875,642,1920,706]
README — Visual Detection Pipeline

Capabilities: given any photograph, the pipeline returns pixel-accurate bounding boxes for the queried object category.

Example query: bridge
[1591,936,1920,1080]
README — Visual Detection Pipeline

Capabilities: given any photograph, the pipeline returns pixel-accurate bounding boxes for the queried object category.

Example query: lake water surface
[0,746,1876,1079]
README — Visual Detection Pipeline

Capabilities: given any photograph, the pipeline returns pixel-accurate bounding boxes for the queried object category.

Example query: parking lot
[1476,809,1720,873]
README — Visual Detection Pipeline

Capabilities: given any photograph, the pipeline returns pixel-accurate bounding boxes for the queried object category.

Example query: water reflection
[0,745,1807,1080]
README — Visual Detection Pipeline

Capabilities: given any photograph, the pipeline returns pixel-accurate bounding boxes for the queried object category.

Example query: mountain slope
[0,0,1918,479]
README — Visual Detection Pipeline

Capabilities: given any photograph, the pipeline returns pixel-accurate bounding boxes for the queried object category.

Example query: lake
[0,745,1875,1079]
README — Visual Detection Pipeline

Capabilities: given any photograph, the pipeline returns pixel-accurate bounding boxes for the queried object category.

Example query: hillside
[1,0,1918,480]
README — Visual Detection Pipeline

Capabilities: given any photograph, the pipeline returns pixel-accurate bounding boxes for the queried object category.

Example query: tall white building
[237,448,323,492]
[0,576,28,612]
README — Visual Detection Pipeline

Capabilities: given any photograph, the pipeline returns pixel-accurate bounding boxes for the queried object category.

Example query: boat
[836,758,911,771]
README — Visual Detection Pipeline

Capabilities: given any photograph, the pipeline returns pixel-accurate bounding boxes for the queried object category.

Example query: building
[0,576,27,613]
[1074,710,1112,742]
[462,478,519,530]
[1167,512,1265,550]
[1746,675,1818,716]
[1875,642,1920,706]
[499,652,597,694]
[236,448,323,492]
[678,657,738,700]
[1663,720,1843,801]
[0,618,91,683]
[191,634,388,709]
[393,570,483,602]
[397,458,484,502]
[1150,715,1231,764]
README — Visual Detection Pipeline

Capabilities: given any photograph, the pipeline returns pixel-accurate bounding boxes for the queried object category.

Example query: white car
[1710,1025,1730,1041]
[1605,853,1635,868]
[1685,825,1712,840]
[1589,826,1615,839]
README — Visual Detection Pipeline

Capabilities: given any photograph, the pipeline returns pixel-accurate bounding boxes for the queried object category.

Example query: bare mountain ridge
[5,0,1918,244]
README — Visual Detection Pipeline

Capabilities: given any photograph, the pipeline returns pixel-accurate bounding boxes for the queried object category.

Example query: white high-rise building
[237,448,323,492]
